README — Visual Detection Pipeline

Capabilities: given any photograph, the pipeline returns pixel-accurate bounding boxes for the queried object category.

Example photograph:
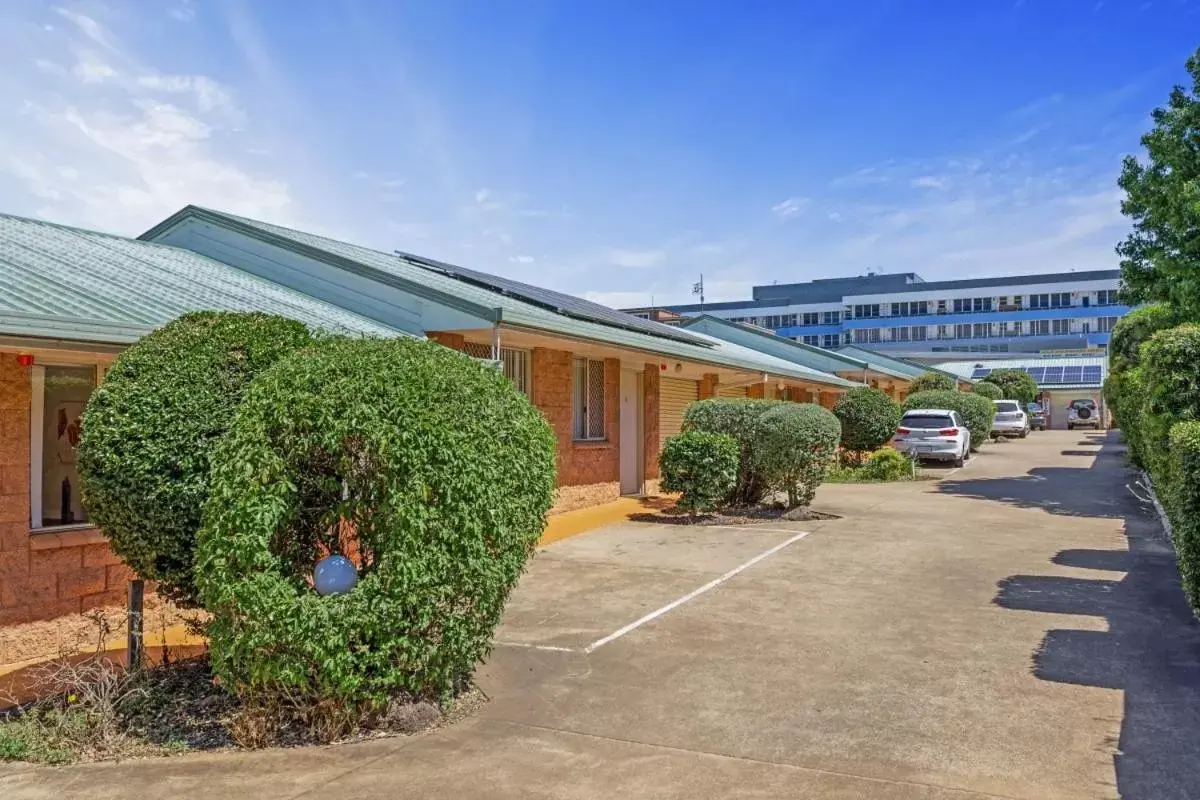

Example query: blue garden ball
[314,554,358,596]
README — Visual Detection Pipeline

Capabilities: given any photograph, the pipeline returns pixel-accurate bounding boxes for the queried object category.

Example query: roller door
[659,377,699,454]
[716,384,749,398]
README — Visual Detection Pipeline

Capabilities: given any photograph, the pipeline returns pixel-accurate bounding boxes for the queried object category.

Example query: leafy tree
[908,372,956,393]
[77,312,312,606]
[970,381,1003,400]
[986,369,1038,406]
[833,387,902,457]
[1117,47,1200,315]
[756,403,841,508]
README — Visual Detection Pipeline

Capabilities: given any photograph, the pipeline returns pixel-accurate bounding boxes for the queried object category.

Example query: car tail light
[939,428,959,436]
[896,427,911,435]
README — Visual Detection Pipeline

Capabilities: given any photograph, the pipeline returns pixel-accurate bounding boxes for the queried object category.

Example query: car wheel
[1067,424,1073,430]
[1019,429,1028,439]
[953,447,965,468]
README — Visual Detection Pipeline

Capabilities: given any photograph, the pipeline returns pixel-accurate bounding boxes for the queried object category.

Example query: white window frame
[30,362,104,531]
[572,357,606,441]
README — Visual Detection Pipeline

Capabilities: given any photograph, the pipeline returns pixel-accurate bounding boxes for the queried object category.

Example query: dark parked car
[1026,402,1046,431]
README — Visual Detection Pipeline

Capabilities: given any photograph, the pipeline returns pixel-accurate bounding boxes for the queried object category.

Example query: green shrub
[970,381,1003,400]
[908,372,956,393]
[833,387,901,456]
[195,337,557,711]
[1166,421,1200,617]
[986,369,1039,406]
[902,390,995,452]
[1139,324,1200,478]
[659,431,739,517]
[1105,368,1148,464]
[683,398,782,505]
[860,448,915,481]
[756,403,841,508]
[1109,303,1177,374]
[77,312,313,606]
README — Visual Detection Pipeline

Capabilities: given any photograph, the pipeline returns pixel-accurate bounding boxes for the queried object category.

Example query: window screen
[572,357,606,440]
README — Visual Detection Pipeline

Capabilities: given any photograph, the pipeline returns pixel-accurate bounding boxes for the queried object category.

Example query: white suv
[1067,399,1101,430]
[991,400,1029,439]
[893,409,972,467]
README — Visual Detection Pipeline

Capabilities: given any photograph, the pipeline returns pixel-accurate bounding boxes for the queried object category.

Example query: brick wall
[643,363,660,481]
[0,353,138,634]
[426,331,466,351]
[699,373,718,400]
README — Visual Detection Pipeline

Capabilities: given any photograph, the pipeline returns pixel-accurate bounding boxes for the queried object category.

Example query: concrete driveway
[3,431,1199,799]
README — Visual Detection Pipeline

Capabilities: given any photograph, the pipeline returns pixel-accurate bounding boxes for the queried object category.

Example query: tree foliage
[833,387,901,455]
[756,403,841,508]
[970,381,1003,400]
[1108,304,1179,374]
[985,369,1039,406]
[77,312,313,607]
[908,372,956,393]
[1117,47,1200,316]
[659,431,739,517]
[195,337,557,709]
[902,390,995,452]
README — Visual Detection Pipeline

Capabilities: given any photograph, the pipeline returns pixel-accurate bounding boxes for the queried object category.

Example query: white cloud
[508,255,534,264]
[609,248,666,268]
[771,196,810,218]
[168,1,196,23]
[910,175,947,189]
[827,211,843,222]
[0,5,292,234]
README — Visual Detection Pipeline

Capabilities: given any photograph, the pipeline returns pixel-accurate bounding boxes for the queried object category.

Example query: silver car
[893,409,972,467]
[991,400,1030,438]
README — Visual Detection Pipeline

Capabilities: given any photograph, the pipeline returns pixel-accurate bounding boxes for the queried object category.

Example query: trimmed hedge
[970,381,1002,400]
[1166,421,1200,616]
[986,369,1039,406]
[902,390,995,452]
[1109,303,1177,374]
[659,431,739,517]
[833,387,901,455]
[77,312,313,606]
[908,372,956,393]
[195,337,557,709]
[757,403,841,508]
[860,448,914,481]
[1139,324,1200,478]
[683,398,782,505]
[1104,305,1185,467]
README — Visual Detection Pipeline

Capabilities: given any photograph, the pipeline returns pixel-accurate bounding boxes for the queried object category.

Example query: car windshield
[1071,399,1096,409]
[995,401,1020,413]
[901,414,954,429]
[1027,403,1043,412]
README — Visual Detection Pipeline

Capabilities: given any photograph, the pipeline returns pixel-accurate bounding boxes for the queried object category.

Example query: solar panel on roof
[396,251,710,346]
[971,368,992,379]
[1043,366,1065,383]
[1062,366,1084,383]
[1025,367,1046,381]
[1082,366,1103,381]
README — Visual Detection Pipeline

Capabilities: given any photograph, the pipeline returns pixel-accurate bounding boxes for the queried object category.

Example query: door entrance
[619,369,644,495]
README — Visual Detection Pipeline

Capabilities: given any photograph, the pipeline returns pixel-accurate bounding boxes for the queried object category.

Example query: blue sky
[1,1,1197,306]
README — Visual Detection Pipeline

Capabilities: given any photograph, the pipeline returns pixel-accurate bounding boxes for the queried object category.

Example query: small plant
[659,431,739,518]
[908,372,956,393]
[902,390,995,452]
[833,387,901,462]
[757,403,841,508]
[77,312,313,606]
[860,448,915,481]
[970,381,1002,400]
[986,369,1039,406]
[683,398,783,505]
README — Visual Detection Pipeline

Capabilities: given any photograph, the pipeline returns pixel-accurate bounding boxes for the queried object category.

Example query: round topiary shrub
[986,369,1039,406]
[659,430,739,518]
[77,312,313,607]
[757,403,841,508]
[908,372,956,393]
[195,337,557,712]
[833,387,901,457]
[970,381,1003,400]
[902,390,995,452]
[683,398,783,505]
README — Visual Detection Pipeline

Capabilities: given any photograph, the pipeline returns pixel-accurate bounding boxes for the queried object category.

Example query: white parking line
[582,530,811,653]
[493,641,577,653]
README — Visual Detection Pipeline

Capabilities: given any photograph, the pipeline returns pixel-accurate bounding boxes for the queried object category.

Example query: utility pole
[692,274,705,313]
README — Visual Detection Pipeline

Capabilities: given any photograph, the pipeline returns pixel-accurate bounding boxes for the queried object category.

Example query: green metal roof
[930,355,1107,389]
[0,212,404,345]
[143,206,858,388]
[680,316,912,381]
[837,345,966,381]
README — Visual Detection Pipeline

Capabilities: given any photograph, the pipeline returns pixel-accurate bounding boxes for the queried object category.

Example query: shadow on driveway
[950,433,1200,799]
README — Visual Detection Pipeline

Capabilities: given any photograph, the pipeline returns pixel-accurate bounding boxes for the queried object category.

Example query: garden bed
[0,654,483,765]
[630,503,841,526]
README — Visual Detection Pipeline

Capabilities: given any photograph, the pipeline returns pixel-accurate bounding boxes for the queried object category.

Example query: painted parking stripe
[582,530,811,654]
[493,641,578,653]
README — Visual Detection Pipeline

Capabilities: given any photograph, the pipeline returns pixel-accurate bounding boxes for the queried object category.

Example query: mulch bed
[629,504,841,526]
